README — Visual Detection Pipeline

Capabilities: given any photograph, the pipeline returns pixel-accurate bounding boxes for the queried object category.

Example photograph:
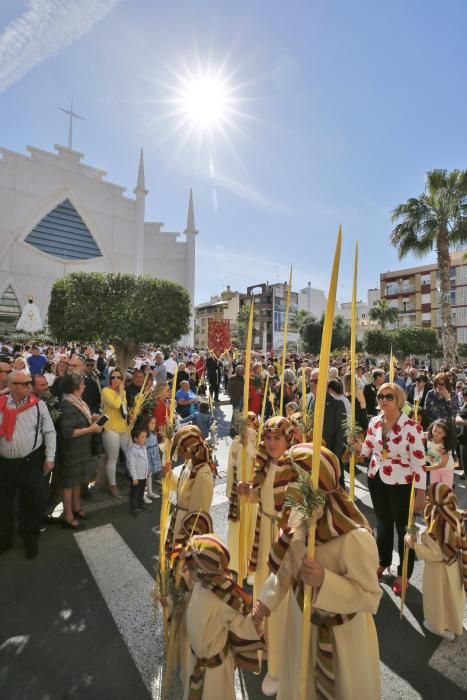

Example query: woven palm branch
[341,414,364,454]
[284,465,326,524]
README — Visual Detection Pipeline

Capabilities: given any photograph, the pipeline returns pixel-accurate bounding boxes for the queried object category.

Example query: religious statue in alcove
[16,296,43,333]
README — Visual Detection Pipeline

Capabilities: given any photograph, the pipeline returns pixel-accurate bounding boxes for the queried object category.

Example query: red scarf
[0,394,39,441]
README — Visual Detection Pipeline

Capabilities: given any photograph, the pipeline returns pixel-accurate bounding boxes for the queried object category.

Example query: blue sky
[2,0,467,305]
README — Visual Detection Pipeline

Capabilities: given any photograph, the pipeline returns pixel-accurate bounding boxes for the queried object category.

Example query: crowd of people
[0,339,466,699]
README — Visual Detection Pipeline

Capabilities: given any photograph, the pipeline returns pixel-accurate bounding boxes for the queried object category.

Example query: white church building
[0,130,197,341]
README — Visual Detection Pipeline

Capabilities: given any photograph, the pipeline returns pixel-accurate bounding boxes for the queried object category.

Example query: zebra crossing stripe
[74,524,164,698]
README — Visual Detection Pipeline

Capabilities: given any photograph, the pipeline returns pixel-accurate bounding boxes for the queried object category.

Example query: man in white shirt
[164,352,177,379]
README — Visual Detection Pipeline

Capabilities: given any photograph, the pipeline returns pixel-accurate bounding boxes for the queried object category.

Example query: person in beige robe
[183,534,264,700]
[165,425,215,549]
[226,413,258,578]
[237,416,295,695]
[163,512,214,693]
[253,443,382,700]
[405,482,467,641]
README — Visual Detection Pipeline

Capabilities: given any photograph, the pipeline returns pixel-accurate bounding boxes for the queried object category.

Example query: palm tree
[390,169,467,366]
[369,298,399,329]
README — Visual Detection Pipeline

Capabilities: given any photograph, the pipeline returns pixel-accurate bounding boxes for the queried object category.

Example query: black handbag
[91,433,105,456]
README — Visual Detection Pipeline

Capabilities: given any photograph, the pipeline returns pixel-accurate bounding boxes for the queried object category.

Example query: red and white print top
[360,413,426,488]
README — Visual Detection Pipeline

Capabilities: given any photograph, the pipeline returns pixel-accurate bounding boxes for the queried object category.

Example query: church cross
[58,98,85,150]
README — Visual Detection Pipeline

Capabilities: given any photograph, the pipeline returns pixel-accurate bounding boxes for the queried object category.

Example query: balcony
[385,284,416,296]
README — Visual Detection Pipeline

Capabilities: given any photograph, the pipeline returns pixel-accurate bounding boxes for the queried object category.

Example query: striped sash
[227,461,239,522]
[267,527,356,699]
[188,640,230,700]
[248,460,294,572]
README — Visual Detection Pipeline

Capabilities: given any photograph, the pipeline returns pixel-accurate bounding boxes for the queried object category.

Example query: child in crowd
[405,483,466,641]
[182,534,264,700]
[180,400,213,438]
[139,414,161,501]
[126,427,149,517]
[425,419,455,488]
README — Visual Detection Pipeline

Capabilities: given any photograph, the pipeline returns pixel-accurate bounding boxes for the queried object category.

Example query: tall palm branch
[390,169,467,366]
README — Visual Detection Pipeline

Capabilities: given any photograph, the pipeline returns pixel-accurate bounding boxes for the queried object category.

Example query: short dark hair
[199,401,210,414]
[328,379,343,395]
[61,372,84,394]
[131,427,147,441]
[427,418,456,450]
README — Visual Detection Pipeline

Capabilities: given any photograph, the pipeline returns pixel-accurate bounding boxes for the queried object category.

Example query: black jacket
[307,392,346,461]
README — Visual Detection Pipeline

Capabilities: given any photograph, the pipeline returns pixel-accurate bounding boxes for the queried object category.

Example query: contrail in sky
[0,0,122,94]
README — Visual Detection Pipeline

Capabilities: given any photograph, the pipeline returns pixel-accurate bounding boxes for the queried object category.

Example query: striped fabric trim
[228,460,239,522]
[424,483,467,592]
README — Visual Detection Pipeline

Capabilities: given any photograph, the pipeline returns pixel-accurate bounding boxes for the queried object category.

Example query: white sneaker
[143,494,152,504]
[261,674,279,696]
[423,620,455,641]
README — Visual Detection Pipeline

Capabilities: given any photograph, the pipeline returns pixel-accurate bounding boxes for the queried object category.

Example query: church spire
[134,148,147,194]
[185,188,197,234]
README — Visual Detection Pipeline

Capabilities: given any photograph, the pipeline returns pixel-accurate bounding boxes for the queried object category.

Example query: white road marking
[74,524,167,698]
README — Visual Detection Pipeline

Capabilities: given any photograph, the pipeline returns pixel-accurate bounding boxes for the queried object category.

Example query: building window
[0,285,21,333]
[24,199,102,260]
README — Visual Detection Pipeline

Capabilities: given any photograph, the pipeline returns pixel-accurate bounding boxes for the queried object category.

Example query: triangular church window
[24,199,102,260]
[0,285,21,333]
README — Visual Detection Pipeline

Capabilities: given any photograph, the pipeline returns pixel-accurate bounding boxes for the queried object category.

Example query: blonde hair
[378,382,406,409]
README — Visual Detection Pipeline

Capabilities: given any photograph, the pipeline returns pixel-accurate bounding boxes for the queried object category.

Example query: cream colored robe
[259,520,382,700]
[251,461,289,680]
[169,461,214,545]
[184,582,261,700]
[226,430,258,575]
[167,462,214,691]
[415,532,465,636]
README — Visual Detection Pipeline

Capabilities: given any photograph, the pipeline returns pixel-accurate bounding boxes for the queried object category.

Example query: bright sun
[175,70,233,132]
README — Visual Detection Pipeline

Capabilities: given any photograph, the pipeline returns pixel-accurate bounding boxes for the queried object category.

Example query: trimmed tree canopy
[363,327,438,356]
[48,273,191,367]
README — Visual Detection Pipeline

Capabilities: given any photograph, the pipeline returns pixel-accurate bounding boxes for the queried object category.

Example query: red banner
[208,319,231,355]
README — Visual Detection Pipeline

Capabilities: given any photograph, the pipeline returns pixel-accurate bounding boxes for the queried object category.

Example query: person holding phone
[58,373,103,529]
[101,368,131,497]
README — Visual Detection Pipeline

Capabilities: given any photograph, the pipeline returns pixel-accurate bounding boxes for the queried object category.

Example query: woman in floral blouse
[356,382,426,596]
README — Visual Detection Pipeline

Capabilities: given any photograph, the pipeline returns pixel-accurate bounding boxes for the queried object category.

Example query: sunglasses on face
[377,393,395,401]
[436,382,445,387]
[0,369,12,374]
[111,376,122,380]
[310,379,318,384]
[12,381,32,386]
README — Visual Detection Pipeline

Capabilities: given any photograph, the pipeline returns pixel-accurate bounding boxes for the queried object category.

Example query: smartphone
[96,414,109,426]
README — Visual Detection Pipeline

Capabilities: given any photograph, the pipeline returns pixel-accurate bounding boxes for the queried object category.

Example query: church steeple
[134,148,148,194]
[133,148,147,275]
[185,188,198,234]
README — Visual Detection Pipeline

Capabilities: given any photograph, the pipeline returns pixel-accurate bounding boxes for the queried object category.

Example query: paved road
[1,398,466,700]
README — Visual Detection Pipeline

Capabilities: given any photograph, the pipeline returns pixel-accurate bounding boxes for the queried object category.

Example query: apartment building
[380,250,467,342]
[194,286,240,348]
[340,288,380,340]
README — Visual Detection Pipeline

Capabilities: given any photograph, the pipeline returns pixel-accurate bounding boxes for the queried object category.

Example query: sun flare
[175,70,234,132]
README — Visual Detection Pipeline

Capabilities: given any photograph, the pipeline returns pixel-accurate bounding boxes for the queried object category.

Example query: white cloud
[0,0,122,94]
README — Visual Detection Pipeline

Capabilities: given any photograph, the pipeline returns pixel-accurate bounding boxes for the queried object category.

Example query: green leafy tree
[48,273,191,369]
[362,329,394,356]
[369,299,399,329]
[394,327,438,356]
[301,314,350,353]
[391,169,467,366]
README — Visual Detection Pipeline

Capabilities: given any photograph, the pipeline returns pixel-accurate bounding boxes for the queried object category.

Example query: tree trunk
[437,231,456,367]
[113,339,138,373]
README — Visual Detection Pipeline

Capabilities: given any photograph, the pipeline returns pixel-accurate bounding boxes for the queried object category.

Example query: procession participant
[237,416,295,696]
[355,382,426,595]
[165,425,215,555]
[405,483,466,640]
[101,368,131,498]
[226,411,259,580]
[249,362,264,417]
[253,443,382,700]
[183,534,264,700]
[425,419,456,488]
[162,511,214,693]
[363,368,386,417]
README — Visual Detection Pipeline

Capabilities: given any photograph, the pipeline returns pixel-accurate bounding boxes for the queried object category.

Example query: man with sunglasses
[363,369,385,417]
[0,371,56,559]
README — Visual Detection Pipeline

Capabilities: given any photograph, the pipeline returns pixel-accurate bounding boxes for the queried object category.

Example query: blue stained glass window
[25,199,102,260]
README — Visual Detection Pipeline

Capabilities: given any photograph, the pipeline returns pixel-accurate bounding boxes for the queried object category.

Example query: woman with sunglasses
[101,369,131,497]
[355,382,426,595]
